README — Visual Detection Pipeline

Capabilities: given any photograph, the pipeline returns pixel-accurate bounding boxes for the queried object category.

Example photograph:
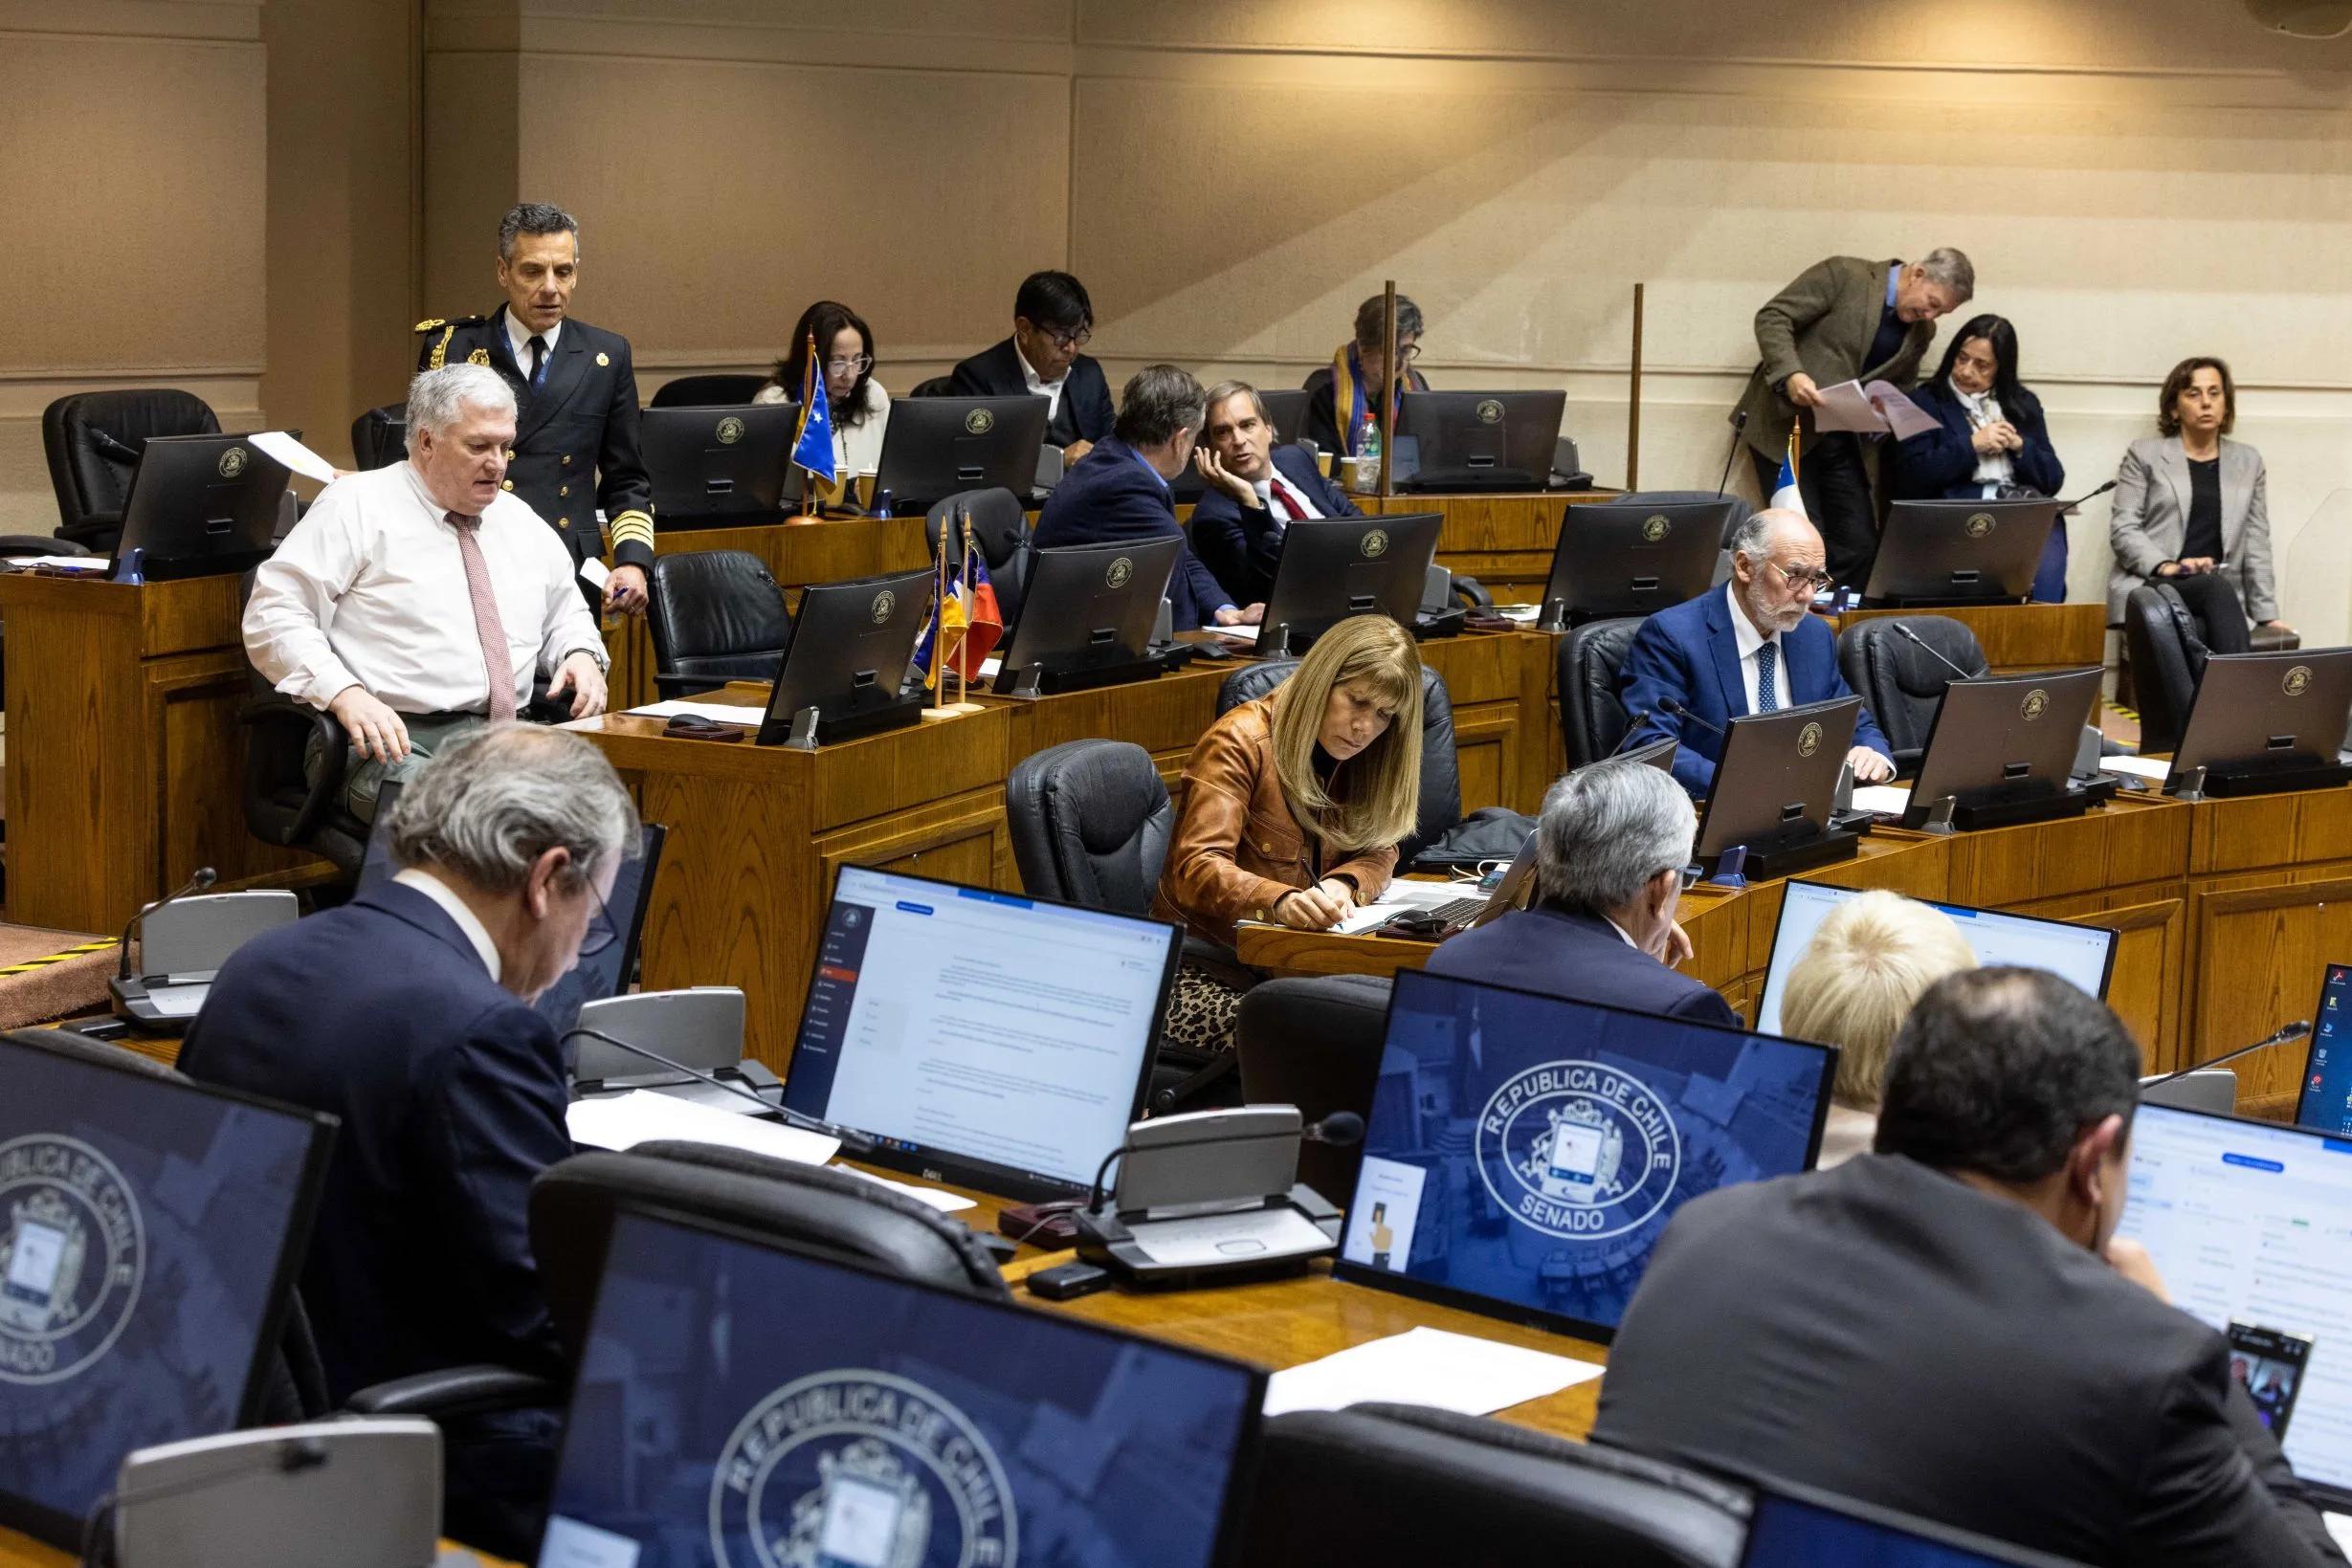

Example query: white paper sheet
[1380,878,1483,911]
[566,1089,840,1165]
[1330,902,1420,936]
[7,555,109,573]
[1850,784,1914,815]
[836,1165,977,1214]
[1209,625,1260,644]
[1262,1326,1602,1418]
[1491,603,1542,623]
[1808,379,1940,441]
[622,698,762,724]
[978,656,1004,679]
[248,430,340,485]
[578,557,610,590]
[2099,755,2170,783]
[2325,1513,2352,1557]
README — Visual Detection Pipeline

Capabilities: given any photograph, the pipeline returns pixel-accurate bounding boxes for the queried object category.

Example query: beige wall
[0,0,267,530]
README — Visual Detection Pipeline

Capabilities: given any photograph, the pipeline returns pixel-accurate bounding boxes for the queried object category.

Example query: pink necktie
[448,512,518,722]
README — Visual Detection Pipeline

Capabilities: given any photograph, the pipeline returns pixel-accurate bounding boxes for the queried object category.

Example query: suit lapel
[2220,440,2252,555]
[2157,436,2190,532]
[517,327,590,444]
[1704,590,1749,719]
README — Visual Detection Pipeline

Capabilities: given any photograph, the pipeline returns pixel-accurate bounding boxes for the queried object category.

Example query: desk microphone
[1658,697,1726,740]
[117,867,217,982]
[2052,479,2119,516]
[1715,409,1749,497]
[79,1436,328,1568]
[559,1026,876,1154]
[1609,711,1656,756]
[2139,1020,2312,1092]
[1893,621,1987,681]
[1303,1111,1365,1148]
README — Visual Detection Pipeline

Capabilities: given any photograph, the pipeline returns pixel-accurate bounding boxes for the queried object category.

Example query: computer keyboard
[1422,894,1490,928]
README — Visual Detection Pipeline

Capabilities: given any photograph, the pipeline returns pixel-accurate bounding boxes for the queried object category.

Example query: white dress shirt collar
[1256,466,1322,522]
[1015,339,1066,416]
[393,868,502,982]
[1603,915,1643,950]
[504,310,560,375]
[1724,582,1786,715]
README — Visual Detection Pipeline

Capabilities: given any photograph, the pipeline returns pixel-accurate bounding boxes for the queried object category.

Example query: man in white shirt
[947,270,1116,458]
[244,362,610,820]
[1189,379,1363,605]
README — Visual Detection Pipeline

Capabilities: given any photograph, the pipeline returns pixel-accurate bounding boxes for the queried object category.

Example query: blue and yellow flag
[791,331,837,487]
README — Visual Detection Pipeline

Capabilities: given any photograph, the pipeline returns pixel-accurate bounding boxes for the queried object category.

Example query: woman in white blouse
[755,299,892,488]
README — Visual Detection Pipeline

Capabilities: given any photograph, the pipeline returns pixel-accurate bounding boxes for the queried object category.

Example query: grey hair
[405,364,516,454]
[1354,294,1424,348]
[1113,364,1207,449]
[385,724,639,894]
[499,201,579,261]
[1202,379,1270,427]
[1727,506,1799,566]
[1532,760,1697,914]
[1916,247,1975,303]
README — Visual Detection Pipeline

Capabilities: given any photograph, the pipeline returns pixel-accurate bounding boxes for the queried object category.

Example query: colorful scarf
[1331,342,1409,457]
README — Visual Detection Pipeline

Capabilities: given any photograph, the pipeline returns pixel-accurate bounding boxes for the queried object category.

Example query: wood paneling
[2186,877,2352,1103]
[1828,604,2106,674]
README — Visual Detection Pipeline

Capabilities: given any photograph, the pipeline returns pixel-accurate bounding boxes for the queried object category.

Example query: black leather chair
[647,373,768,409]
[1216,660,1462,865]
[645,549,791,698]
[1241,1403,1749,1567]
[1005,739,1244,1112]
[906,374,957,398]
[350,404,406,471]
[236,570,373,879]
[1557,617,1644,768]
[1234,975,1391,1201]
[42,388,221,550]
[925,486,1032,624]
[1835,614,1986,775]
[2122,582,2247,756]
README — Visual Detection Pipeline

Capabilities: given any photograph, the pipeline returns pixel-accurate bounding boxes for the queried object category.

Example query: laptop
[2115,1102,2352,1512]
[358,780,668,1039]
[1862,498,2066,607]
[1336,967,1835,1341]
[778,866,1184,1203]
[1754,880,2119,1035]
[1535,499,1729,628]
[537,1204,1265,1568]
[1740,1476,2093,1567]
[2164,649,2352,798]
[0,1032,337,1547]
[2294,961,2352,1136]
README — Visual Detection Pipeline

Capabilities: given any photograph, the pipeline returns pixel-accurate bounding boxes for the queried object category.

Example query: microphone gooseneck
[1893,621,1987,681]
[2141,1021,2312,1092]
[560,1026,876,1154]
[118,867,218,982]
[1659,696,1727,740]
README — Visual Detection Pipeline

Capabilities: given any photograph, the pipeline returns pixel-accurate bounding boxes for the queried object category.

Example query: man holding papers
[1733,250,1975,585]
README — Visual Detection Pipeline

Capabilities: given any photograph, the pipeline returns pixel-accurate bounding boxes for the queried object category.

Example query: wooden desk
[1826,602,2106,674]
[1365,490,1621,604]
[0,570,328,934]
[580,697,1010,1071]
[0,1532,511,1567]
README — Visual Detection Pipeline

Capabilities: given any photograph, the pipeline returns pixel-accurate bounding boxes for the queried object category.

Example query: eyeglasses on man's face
[1765,560,1834,596]
[576,880,618,959]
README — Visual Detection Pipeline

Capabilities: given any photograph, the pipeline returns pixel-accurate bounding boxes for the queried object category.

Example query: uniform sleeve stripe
[609,510,655,546]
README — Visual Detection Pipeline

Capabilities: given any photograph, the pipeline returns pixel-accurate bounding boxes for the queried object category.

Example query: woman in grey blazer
[2106,356,2290,635]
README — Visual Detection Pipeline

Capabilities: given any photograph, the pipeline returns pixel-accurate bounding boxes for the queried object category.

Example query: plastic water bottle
[1352,414,1382,494]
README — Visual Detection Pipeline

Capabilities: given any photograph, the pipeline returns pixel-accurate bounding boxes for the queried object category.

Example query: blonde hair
[1781,891,1977,1109]
[1268,615,1424,854]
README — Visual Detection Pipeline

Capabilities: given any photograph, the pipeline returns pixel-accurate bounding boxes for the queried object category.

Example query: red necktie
[1267,475,1308,521]
[448,512,519,723]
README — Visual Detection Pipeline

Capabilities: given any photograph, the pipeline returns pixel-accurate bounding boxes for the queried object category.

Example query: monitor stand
[1001,652,1167,697]
[1858,589,2029,610]
[2169,754,2352,802]
[772,692,925,749]
[1910,778,2119,832]
[1712,820,1863,880]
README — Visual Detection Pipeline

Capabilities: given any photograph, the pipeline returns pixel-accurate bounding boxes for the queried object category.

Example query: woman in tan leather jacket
[1151,614,1425,1049]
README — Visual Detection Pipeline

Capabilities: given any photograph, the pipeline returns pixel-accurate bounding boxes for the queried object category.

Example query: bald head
[1729,508,1827,635]
[1730,508,1820,566]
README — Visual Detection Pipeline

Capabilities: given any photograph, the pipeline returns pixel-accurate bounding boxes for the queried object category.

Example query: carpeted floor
[0,921,117,1028]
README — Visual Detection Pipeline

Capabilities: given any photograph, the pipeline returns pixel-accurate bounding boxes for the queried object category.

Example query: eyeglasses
[823,355,874,376]
[1363,342,1424,362]
[1766,560,1836,596]
[577,880,619,959]
[1043,326,1093,352]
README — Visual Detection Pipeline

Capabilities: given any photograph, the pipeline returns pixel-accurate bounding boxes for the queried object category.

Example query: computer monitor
[1536,499,1729,627]
[781,866,1183,1202]
[2294,962,2352,1135]
[1257,511,1443,654]
[754,567,935,747]
[1390,390,1567,493]
[1262,388,1309,446]
[2114,1103,2352,1512]
[1336,967,1834,1342]
[989,538,1178,696]
[1900,667,2104,828]
[356,782,668,1039]
[2166,649,2352,798]
[872,395,1053,513]
[1754,879,2118,1035]
[539,1204,1264,1568]
[0,1033,335,1547]
[1861,499,2065,607]
[641,403,797,523]
[1693,696,1860,869]
[1741,1479,2091,1567]
[112,432,293,582]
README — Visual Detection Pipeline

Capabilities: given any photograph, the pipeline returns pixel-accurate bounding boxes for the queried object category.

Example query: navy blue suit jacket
[1033,437,1234,630]
[947,338,1114,449]
[179,882,570,1402]
[1889,380,2070,604]
[1618,587,1892,796]
[1425,904,1740,1026]
[1190,442,1361,606]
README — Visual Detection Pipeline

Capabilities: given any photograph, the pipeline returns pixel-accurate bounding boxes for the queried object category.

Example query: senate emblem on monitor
[216,447,248,480]
[1476,1062,1681,1242]
[1797,721,1823,758]
[1642,515,1670,542]
[2286,665,2314,697]
[708,1370,1015,1568]
[965,409,994,436]
[1106,556,1133,589]
[870,590,896,625]
[2021,689,2050,722]
[716,416,745,446]
[1361,529,1390,560]
[1476,399,1504,425]
[0,1135,145,1386]
[1964,512,1996,539]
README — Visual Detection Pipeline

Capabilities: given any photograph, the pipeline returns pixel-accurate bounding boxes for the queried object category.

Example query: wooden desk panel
[2185,874,2352,1103]
[979,659,1236,792]
[1366,491,1620,604]
[1919,800,2189,912]
[0,571,326,934]
[1827,603,2105,674]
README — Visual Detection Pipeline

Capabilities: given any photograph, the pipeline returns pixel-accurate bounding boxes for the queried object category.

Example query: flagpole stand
[788,467,827,524]
[920,701,987,719]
